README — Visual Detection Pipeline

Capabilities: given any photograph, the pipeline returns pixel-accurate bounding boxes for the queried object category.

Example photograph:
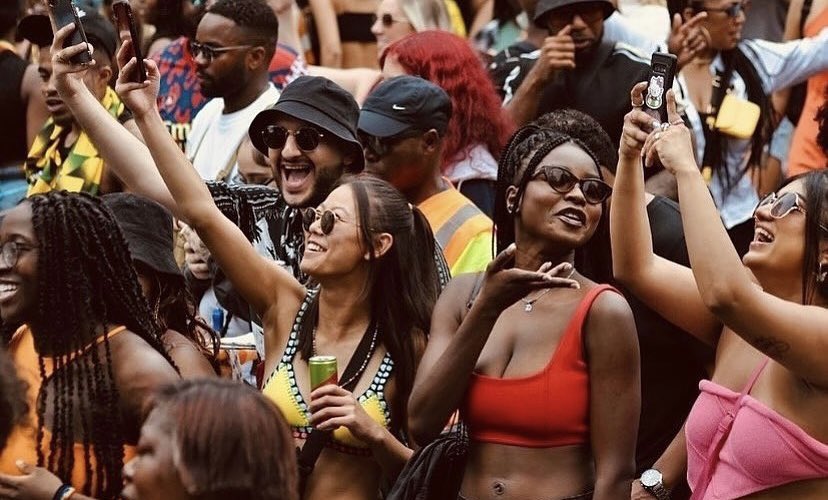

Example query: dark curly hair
[28,191,177,499]
[494,126,613,282]
[207,0,279,59]
[533,109,618,174]
[0,347,27,451]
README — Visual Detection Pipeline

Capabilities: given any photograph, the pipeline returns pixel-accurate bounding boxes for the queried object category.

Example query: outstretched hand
[114,38,160,119]
[49,24,95,100]
[620,81,662,160]
[475,244,580,313]
[0,461,64,500]
[642,90,696,175]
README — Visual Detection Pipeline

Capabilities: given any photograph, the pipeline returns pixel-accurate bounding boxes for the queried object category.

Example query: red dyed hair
[381,31,514,171]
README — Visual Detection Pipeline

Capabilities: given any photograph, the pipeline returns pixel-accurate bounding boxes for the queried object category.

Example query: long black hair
[28,191,176,499]
[494,126,613,282]
[298,174,440,433]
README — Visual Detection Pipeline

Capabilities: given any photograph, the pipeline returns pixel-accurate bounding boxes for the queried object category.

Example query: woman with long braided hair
[410,126,641,499]
[0,191,179,499]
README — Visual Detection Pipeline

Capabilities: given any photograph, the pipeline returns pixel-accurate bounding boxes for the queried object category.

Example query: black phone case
[49,0,91,64]
[113,0,147,82]
[644,52,677,123]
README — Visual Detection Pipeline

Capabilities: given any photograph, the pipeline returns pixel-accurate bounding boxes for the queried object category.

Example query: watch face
[641,469,663,488]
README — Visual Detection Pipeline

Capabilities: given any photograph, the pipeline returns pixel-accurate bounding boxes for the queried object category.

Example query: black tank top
[0,50,29,167]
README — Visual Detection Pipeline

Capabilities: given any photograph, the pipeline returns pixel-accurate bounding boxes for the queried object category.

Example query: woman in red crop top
[612,85,828,499]
[410,127,641,499]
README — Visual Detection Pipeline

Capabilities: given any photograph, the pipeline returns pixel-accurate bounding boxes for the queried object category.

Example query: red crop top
[462,285,617,448]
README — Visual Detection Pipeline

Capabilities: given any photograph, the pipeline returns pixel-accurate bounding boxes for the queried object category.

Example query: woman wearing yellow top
[107,28,441,498]
[0,191,180,499]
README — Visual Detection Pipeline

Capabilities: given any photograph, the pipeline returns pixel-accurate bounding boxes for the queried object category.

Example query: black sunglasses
[302,208,357,235]
[546,3,605,24]
[371,13,406,27]
[534,166,612,205]
[261,125,325,152]
[188,40,252,63]
[358,130,422,158]
[695,0,750,18]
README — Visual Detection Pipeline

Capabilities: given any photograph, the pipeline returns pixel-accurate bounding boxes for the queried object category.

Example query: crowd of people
[0,0,826,498]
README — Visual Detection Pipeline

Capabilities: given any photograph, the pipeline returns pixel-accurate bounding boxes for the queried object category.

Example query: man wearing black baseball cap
[19,8,132,195]
[359,76,493,276]
[504,0,651,149]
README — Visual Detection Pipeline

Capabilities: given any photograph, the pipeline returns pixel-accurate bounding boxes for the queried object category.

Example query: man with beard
[19,9,132,196]
[505,0,651,147]
[185,0,280,182]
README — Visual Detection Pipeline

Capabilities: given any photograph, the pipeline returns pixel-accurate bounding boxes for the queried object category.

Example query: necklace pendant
[524,302,533,312]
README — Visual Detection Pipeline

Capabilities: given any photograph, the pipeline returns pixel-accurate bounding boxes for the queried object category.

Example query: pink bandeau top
[685,358,828,499]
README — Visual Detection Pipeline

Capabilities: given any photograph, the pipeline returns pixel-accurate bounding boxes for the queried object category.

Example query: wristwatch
[640,468,670,500]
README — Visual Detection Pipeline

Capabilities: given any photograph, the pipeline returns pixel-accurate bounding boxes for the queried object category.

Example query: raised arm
[109,47,304,319]
[308,0,342,68]
[586,292,640,500]
[651,92,828,388]
[611,83,721,345]
[408,251,579,445]
[48,27,176,210]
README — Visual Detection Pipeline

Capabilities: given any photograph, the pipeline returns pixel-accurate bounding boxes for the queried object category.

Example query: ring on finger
[660,122,671,132]
[631,100,644,108]
[654,131,662,140]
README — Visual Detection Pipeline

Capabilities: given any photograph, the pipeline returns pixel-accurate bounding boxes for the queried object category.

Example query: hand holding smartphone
[643,52,677,125]
[112,0,147,82]
[48,0,92,64]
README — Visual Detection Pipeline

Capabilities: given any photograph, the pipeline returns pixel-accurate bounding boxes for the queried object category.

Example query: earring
[817,263,828,284]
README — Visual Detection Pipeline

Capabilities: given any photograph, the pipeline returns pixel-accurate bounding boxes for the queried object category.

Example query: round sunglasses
[753,191,828,231]
[371,13,406,28]
[261,125,325,152]
[302,208,357,235]
[533,166,612,205]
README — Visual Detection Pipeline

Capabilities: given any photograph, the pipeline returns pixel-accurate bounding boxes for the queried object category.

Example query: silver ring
[632,100,644,108]
[651,120,661,131]
[654,131,662,141]
[660,122,671,132]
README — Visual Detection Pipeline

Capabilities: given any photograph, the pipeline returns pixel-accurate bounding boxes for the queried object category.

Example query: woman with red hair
[381,30,514,217]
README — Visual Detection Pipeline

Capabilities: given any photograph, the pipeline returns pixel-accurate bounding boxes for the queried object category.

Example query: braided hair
[494,126,613,282]
[28,191,177,499]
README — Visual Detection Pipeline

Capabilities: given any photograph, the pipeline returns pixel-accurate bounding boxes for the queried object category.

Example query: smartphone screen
[644,52,677,124]
[49,0,92,64]
[112,0,147,82]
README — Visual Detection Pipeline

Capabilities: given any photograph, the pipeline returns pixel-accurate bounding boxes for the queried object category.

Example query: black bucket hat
[249,75,365,172]
[102,193,182,279]
[534,0,615,28]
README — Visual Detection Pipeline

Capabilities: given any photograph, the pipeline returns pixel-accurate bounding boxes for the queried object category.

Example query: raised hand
[621,82,663,160]
[309,385,384,444]
[667,12,711,69]
[643,90,696,174]
[114,38,159,119]
[49,24,95,99]
[475,244,580,313]
[535,25,577,82]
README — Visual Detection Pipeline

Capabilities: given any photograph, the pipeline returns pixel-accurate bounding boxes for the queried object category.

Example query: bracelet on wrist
[53,484,76,500]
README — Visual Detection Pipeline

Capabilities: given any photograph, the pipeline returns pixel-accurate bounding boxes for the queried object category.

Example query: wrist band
[53,484,76,500]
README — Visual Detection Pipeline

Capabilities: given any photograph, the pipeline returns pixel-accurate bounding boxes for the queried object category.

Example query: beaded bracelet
[52,484,75,500]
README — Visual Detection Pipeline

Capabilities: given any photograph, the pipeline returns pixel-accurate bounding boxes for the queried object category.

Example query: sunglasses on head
[188,40,252,63]
[533,166,612,205]
[302,208,356,235]
[371,13,405,27]
[695,0,750,18]
[261,125,325,152]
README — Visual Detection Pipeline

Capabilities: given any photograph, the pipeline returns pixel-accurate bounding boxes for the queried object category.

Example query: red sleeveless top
[462,285,617,448]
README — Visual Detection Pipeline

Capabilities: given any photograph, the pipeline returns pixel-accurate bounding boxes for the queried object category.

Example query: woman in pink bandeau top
[611,83,828,500]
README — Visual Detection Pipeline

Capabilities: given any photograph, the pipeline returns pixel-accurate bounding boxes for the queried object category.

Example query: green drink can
[309,355,338,390]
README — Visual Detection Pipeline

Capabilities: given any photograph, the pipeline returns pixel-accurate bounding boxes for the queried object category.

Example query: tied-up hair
[297,174,440,434]
[494,126,613,282]
[146,379,298,500]
[28,191,177,499]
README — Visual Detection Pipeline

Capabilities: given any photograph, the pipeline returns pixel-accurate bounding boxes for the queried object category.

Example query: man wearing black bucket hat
[504,0,651,147]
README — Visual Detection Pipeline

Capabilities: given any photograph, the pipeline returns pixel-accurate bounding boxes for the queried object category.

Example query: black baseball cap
[358,76,452,139]
[249,75,364,172]
[17,9,117,60]
[533,0,615,27]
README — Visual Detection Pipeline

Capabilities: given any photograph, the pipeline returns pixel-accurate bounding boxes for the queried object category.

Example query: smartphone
[48,0,92,64]
[644,52,677,124]
[112,0,147,82]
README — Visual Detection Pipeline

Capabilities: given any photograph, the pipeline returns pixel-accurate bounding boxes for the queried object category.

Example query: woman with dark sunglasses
[114,49,441,500]
[410,126,640,499]
[613,85,828,499]
[671,0,828,257]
